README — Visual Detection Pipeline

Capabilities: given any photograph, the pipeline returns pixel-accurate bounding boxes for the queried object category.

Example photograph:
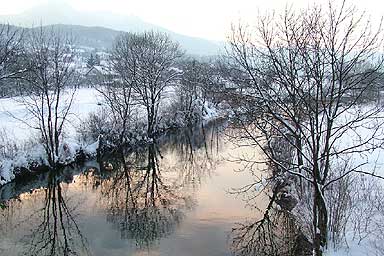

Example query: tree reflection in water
[0,169,90,256]
[26,170,91,256]
[162,123,221,189]
[0,122,223,255]
[230,171,312,256]
[96,123,221,248]
[98,143,186,247]
[231,195,311,256]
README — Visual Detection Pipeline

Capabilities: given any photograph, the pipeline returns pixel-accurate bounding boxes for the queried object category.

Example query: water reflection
[231,201,310,256]
[26,171,90,256]
[230,172,312,256]
[0,121,256,256]
[161,124,221,189]
[96,143,194,247]
[0,169,90,256]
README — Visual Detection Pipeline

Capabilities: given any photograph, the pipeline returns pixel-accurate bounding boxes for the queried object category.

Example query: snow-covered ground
[0,88,103,185]
[0,87,223,186]
[0,87,102,142]
[313,105,384,256]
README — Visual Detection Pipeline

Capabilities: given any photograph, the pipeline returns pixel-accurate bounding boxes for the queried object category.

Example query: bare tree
[0,24,24,79]
[96,58,134,144]
[227,1,384,255]
[17,27,78,166]
[109,31,183,138]
[0,24,25,96]
[175,58,220,124]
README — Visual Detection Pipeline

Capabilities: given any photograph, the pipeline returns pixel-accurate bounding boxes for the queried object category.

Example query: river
[0,122,266,256]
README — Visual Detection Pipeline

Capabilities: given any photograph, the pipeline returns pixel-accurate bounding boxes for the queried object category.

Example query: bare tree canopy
[17,27,79,166]
[0,25,24,80]
[110,31,184,138]
[227,1,384,255]
[0,24,25,97]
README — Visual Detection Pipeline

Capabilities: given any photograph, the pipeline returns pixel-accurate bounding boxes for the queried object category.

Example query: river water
[0,122,265,256]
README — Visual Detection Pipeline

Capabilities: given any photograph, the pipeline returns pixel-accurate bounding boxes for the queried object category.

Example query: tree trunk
[313,184,328,256]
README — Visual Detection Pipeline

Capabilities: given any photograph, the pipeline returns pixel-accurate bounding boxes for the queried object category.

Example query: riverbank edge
[0,117,226,189]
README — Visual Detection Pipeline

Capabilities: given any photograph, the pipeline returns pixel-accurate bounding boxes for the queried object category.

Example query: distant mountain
[0,2,221,55]
[32,24,127,50]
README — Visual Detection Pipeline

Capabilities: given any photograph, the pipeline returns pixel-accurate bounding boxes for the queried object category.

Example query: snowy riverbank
[0,87,223,186]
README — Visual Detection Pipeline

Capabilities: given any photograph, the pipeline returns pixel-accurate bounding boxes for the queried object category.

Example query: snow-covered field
[0,87,102,142]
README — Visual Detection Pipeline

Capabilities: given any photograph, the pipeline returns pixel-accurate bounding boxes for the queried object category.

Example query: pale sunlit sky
[0,0,383,40]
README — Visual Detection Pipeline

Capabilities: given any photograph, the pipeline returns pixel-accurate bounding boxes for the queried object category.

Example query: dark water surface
[0,123,263,256]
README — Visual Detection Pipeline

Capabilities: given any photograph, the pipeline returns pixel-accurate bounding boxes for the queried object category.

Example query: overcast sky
[0,0,383,40]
